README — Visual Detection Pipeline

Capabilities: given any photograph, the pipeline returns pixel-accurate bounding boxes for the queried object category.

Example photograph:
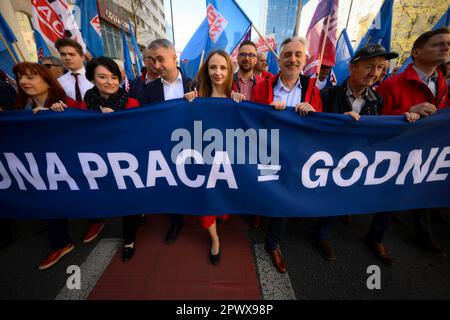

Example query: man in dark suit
[141,38,193,244]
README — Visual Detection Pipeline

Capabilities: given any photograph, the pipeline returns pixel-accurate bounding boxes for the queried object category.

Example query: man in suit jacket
[141,38,192,244]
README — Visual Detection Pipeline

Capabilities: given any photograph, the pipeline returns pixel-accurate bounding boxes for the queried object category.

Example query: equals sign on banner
[257,164,281,182]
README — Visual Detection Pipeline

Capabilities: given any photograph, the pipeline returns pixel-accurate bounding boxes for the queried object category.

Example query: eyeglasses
[238,53,256,59]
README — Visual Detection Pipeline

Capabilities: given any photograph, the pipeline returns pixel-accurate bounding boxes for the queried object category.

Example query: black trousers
[167,214,183,227]
[123,215,141,245]
[47,218,102,251]
[0,219,12,242]
[265,217,288,250]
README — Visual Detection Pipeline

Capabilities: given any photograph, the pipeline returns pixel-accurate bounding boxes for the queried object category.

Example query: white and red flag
[32,0,86,53]
[304,0,339,76]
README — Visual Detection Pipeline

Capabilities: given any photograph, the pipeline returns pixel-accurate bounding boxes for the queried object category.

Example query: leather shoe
[209,251,221,265]
[165,222,183,245]
[122,245,135,262]
[317,239,336,261]
[417,239,446,256]
[264,245,287,273]
[251,216,261,229]
[365,237,394,266]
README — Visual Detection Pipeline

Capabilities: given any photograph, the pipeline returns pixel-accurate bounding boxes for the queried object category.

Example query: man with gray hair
[41,56,66,79]
[141,39,192,245]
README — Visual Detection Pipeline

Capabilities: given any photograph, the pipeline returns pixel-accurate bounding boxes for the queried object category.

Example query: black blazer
[141,72,192,104]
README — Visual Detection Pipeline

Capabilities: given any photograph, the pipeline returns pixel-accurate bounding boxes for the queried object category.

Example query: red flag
[304,0,339,76]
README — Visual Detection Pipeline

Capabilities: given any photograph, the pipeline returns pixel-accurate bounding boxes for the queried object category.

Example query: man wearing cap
[313,44,420,265]
[377,28,450,257]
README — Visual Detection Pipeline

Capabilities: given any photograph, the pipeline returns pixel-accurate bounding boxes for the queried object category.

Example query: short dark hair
[412,27,450,50]
[85,57,122,82]
[239,40,257,51]
[55,38,83,56]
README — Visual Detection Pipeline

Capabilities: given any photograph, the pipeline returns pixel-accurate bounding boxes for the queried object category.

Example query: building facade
[1,0,167,66]
[265,0,300,47]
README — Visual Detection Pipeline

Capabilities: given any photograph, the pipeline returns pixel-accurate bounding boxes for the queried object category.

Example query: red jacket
[260,70,274,80]
[377,64,449,115]
[233,73,272,104]
[80,98,140,110]
[268,73,323,112]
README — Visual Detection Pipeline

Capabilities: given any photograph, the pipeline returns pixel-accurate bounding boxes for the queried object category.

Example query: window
[101,22,136,61]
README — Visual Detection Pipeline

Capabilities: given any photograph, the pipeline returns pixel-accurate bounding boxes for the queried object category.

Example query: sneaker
[38,243,74,270]
[317,239,337,261]
[83,222,105,243]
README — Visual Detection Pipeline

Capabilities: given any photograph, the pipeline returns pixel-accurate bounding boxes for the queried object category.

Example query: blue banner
[1,99,449,219]
[0,13,19,77]
[33,27,51,64]
[128,17,143,74]
[121,29,135,81]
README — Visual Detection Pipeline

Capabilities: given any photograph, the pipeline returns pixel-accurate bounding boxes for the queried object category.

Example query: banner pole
[293,0,303,36]
[0,33,18,64]
[252,24,279,60]
[199,49,205,69]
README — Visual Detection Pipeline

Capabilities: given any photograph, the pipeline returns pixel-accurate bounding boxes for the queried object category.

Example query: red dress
[200,215,229,229]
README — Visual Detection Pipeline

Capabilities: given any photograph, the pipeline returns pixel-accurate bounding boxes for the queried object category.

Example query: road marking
[55,238,120,300]
[254,244,296,300]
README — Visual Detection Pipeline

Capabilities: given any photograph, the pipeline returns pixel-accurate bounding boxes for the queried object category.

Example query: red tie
[72,73,82,103]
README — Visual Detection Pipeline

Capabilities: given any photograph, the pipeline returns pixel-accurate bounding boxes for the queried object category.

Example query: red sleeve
[306,78,322,112]
[64,98,86,110]
[125,98,140,109]
[377,80,404,115]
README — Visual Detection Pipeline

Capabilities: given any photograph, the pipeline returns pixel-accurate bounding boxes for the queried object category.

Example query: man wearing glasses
[41,56,66,79]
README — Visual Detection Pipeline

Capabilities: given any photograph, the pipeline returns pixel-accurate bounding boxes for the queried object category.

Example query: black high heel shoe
[209,243,221,265]
[122,244,135,262]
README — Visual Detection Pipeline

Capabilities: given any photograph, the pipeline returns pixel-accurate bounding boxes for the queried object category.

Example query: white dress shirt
[162,71,184,101]
[58,67,94,101]
[273,76,302,108]
[413,65,438,97]
[346,83,368,114]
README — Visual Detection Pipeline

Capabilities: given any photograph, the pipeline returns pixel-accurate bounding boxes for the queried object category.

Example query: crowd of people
[0,26,449,274]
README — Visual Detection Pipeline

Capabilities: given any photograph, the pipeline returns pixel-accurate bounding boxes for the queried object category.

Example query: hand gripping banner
[1,98,449,219]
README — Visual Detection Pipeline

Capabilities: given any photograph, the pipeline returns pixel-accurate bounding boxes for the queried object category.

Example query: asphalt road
[1,211,449,300]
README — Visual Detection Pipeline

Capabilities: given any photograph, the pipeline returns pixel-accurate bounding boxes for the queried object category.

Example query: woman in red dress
[185,50,245,265]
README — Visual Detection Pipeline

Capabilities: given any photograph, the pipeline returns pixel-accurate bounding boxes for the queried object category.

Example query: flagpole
[13,43,26,61]
[252,24,279,60]
[345,0,354,30]
[0,33,18,64]
[170,0,176,46]
[293,0,303,36]
[199,49,205,69]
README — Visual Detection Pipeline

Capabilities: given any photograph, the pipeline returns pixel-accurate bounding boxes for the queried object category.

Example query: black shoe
[209,250,221,265]
[122,245,135,262]
[165,222,183,245]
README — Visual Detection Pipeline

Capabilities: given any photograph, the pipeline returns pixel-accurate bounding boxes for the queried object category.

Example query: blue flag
[75,0,104,57]
[267,49,279,75]
[398,7,450,74]
[0,13,19,76]
[121,29,135,81]
[357,0,394,51]
[32,27,51,64]
[332,28,354,85]
[128,17,143,75]
[180,0,252,79]
[1,100,450,219]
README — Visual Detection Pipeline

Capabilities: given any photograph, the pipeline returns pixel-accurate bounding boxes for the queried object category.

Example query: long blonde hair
[197,50,233,97]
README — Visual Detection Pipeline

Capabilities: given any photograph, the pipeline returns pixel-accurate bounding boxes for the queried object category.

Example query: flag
[267,49,279,75]
[332,28,354,85]
[180,0,252,79]
[75,0,104,57]
[356,0,394,52]
[304,0,339,76]
[31,0,86,53]
[33,27,52,63]
[128,17,143,74]
[121,29,135,81]
[0,13,19,77]
[398,7,450,74]
[230,27,251,62]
